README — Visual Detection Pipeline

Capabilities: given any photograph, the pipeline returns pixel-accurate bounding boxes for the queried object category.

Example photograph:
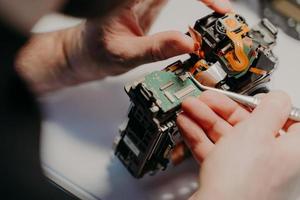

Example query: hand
[73,0,196,78]
[61,0,233,83]
[177,91,300,200]
[16,0,232,94]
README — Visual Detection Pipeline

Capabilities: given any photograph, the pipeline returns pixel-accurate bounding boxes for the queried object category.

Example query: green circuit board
[144,71,202,113]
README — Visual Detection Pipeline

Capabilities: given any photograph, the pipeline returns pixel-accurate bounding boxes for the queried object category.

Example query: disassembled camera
[114,13,278,178]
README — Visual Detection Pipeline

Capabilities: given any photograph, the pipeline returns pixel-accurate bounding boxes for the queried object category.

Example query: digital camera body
[114,13,278,178]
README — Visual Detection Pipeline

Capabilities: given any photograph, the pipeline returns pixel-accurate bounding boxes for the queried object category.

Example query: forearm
[16,22,107,95]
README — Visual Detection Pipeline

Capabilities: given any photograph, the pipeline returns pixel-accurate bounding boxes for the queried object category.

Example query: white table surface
[37,1,300,199]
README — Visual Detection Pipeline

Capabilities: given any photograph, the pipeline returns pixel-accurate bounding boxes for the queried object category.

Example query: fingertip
[183,34,195,48]
[176,113,194,135]
[169,32,195,53]
[199,90,237,110]
[199,90,250,126]
[181,97,199,111]
[148,31,195,61]
[176,113,186,125]
[176,112,215,162]
[199,90,221,102]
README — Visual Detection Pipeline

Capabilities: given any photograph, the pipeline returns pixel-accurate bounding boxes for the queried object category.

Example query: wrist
[62,21,109,84]
[16,30,72,94]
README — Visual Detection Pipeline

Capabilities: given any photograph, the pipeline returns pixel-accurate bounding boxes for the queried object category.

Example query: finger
[199,90,250,126]
[177,113,214,162]
[200,0,233,14]
[282,119,296,132]
[182,97,233,142]
[129,31,195,64]
[278,125,300,164]
[134,0,168,33]
[242,91,292,138]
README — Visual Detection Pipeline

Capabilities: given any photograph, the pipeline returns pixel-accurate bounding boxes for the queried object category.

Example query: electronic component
[114,13,278,178]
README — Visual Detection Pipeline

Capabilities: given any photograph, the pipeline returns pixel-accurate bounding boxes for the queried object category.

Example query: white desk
[39,1,300,199]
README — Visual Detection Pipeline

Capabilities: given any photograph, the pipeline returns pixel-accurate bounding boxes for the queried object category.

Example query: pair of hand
[17,0,300,199]
[16,0,231,94]
[177,91,300,200]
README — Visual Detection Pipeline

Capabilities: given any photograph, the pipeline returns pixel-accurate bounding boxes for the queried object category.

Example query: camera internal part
[114,12,278,178]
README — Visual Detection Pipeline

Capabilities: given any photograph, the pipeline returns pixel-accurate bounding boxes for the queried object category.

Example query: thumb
[131,31,196,64]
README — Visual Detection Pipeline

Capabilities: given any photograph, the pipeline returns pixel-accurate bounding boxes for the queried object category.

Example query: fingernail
[182,97,200,107]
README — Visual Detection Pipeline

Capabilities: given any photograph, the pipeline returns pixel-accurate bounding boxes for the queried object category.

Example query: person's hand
[177,91,300,200]
[16,0,232,94]
[69,0,232,77]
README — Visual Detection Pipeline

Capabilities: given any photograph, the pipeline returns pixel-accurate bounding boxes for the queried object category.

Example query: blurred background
[34,0,300,199]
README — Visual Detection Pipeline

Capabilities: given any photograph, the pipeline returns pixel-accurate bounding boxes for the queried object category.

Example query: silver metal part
[174,85,196,99]
[251,18,278,47]
[160,81,175,91]
[201,62,227,87]
[164,91,176,103]
[290,107,300,121]
[123,135,140,157]
[150,105,160,113]
[262,18,278,36]
[179,73,190,81]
